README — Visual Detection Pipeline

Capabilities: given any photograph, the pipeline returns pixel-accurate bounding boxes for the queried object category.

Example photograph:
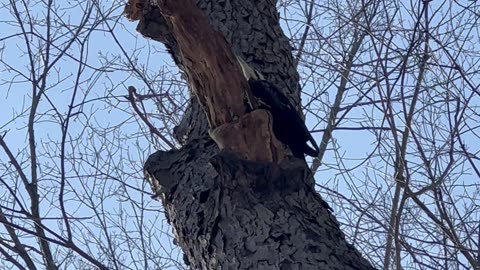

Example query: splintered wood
[151,0,284,162]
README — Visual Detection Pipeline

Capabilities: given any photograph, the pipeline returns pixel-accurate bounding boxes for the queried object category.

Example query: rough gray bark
[145,141,375,269]
[126,0,377,269]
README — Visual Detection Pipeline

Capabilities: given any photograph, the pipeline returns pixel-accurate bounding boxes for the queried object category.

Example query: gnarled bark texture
[125,0,377,269]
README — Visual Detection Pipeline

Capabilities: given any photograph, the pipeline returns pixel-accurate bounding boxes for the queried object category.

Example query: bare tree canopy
[0,0,479,269]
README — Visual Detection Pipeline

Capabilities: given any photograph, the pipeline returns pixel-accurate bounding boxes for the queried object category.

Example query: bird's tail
[304,139,320,157]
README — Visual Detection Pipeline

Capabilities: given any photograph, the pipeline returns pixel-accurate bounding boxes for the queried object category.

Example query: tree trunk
[126,0,376,269]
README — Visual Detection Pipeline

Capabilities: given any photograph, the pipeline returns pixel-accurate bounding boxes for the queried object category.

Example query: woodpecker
[236,56,319,158]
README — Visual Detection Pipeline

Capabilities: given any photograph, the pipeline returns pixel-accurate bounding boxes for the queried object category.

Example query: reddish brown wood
[156,0,284,162]
[158,0,246,127]
[209,109,285,162]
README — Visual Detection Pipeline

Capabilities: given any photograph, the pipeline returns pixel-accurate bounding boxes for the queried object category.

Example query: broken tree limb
[155,0,284,162]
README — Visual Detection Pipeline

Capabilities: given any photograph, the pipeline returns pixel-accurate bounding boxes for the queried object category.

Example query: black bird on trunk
[236,56,319,159]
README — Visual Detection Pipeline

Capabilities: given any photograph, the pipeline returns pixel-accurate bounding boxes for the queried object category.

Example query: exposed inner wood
[209,109,284,162]
[158,0,246,126]
[156,0,284,162]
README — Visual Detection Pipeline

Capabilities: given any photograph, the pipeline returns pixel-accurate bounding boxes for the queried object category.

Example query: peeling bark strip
[209,109,284,162]
[157,0,247,127]
[155,0,285,162]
